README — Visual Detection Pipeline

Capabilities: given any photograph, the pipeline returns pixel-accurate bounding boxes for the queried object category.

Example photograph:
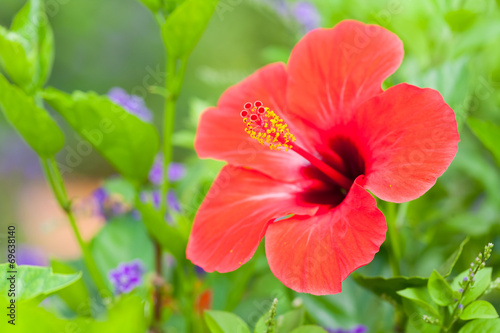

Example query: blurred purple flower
[167,190,181,212]
[267,0,320,32]
[195,265,206,277]
[149,154,186,185]
[142,189,182,217]
[292,1,321,32]
[108,87,152,122]
[108,260,145,294]
[0,136,42,179]
[327,325,368,333]
[16,245,48,266]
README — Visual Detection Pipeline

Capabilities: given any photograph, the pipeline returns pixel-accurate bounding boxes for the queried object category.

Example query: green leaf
[51,259,91,316]
[438,237,469,277]
[458,319,500,333]
[460,301,499,320]
[452,268,492,306]
[352,273,428,304]
[10,0,54,89]
[88,295,148,333]
[468,118,500,168]
[135,200,187,262]
[204,310,250,333]
[0,264,81,304]
[397,287,440,318]
[43,88,159,182]
[428,270,455,306]
[276,308,305,333]
[289,326,327,333]
[138,0,162,12]
[103,177,136,205]
[90,216,154,290]
[444,9,478,32]
[161,0,218,58]
[0,27,34,89]
[0,74,64,157]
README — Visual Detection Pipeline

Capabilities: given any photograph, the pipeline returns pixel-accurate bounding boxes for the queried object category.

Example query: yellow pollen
[241,101,296,152]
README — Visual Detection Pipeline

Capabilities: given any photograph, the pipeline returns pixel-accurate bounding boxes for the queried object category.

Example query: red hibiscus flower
[186,20,459,295]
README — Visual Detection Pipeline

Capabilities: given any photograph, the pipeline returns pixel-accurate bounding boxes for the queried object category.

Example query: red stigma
[258,107,266,114]
[240,110,248,118]
[254,100,263,107]
[250,114,259,122]
[244,102,252,109]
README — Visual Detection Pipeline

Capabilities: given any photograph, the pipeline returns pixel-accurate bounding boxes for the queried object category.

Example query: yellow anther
[240,102,296,152]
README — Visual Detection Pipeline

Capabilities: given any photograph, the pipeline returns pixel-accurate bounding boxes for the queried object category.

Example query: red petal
[265,177,386,295]
[354,83,460,202]
[187,165,317,273]
[195,63,308,181]
[287,20,403,128]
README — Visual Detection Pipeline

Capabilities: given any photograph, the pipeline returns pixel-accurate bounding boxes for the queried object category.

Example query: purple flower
[142,190,182,215]
[292,1,321,32]
[16,245,48,266]
[0,136,42,179]
[195,265,206,277]
[108,87,152,122]
[458,304,463,310]
[108,260,145,294]
[167,190,181,212]
[326,325,367,333]
[148,154,186,185]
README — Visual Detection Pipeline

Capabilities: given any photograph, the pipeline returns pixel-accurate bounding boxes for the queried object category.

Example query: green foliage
[451,268,492,306]
[428,270,455,306]
[135,199,187,262]
[289,326,327,333]
[161,0,218,59]
[0,0,54,92]
[0,74,64,157]
[458,318,500,333]
[460,300,499,320]
[204,310,250,333]
[43,88,159,183]
[468,118,500,167]
[138,0,163,13]
[90,216,154,290]
[51,259,92,316]
[352,274,428,304]
[0,264,81,304]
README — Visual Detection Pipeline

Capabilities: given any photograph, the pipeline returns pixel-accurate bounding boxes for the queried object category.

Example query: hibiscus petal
[195,63,308,181]
[286,20,403,128]
[355,83,459,202]
[187,165,317,273]
[265,177,386,295]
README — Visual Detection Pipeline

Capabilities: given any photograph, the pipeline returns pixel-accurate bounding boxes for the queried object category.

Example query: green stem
[152,52,188,331]
[41,157,110,299]
[386,202,401,276]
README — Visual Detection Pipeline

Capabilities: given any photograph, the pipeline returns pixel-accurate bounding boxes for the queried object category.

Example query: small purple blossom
[459,288,463,293]
[458,304,463,310]
[326,325,367,333]
[464,277,468,282]
[195,265,206,277]
[0,137,42,179]
[167,190,181,212]
[108,87,152,122]
[148,154,187,185]
[292,1,321,32]
[108,260,145,294]
[16,245,48,266]
[92,187,107,216]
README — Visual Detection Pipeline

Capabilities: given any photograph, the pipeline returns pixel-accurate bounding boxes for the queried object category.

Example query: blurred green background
[1,0,500,331]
